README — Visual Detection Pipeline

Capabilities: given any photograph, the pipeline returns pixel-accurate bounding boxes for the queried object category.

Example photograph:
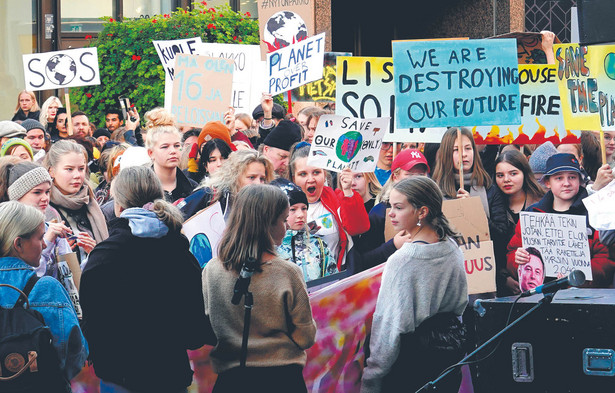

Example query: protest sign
[267,32,325,95]
[170,54,234,128]
[23,47,100,91]
[583,180,615,231]
[152,38,203,110]
[182,202,226,268]
[307,114,389,173]
[256,0,315,59]
[290,52,348,102]
[199,43,265,114]
[520,211,592,279]
[474,64,579,144]
[392,38,521,129]
[489,31,561,65]
[443,197,496,294]
[335,56,447,143]
[554,43,615,131]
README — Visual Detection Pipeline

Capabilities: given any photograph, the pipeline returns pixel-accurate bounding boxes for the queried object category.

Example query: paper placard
[583,180,615,230]
[520,211,592,279]
[442,197,490,242]
[306,114,389,173]
[257,0,315,59]
[462,240,496,294]
[182,202,226,268]
[23,48,100,91]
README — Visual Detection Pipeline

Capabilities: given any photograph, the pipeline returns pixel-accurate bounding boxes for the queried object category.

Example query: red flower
[201,1,207,4]
[238,39,242,42]
[85,93,92,98]
[131,54,141,61]
[245,12,251,17]
[209,8,215,12]
[152,19,157,23]
[233,36,237,40]
[109,18,115,22]
[163,14,170,18]
[85,35,92,40]
[219,14,224,17]
[107,33,113,36]
[207,23,215,29]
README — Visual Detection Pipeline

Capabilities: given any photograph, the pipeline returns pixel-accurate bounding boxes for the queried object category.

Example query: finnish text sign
[307,114,389,173]
[267,32,325,95]
[520,211,592,279]
[392,39,521,128]
[23,47,100,91]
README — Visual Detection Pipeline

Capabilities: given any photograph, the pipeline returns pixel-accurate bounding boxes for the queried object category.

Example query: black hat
[542,153,583,180]
[263,120,301,152]
[93,128,111,139]
[252,103,285,120]
[271,178,308,207]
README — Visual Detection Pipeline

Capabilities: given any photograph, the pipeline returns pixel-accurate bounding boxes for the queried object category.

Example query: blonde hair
[14,91,40,114]
[39,96,63,128]
[337,171,381,199]
[44,140,88,171]
[235,113,258,138]
[144,107,176,129]
[146,125,182,150]
[0,201,44,257]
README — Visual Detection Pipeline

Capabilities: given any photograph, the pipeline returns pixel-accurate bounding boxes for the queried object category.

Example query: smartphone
[118,95,136,122]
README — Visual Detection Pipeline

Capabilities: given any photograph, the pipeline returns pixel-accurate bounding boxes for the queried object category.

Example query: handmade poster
[170,54,234,128]
[290,52,349,102]
[199,43,265,114]
[392,38,521,128]
[555,43,615,131]
[23,47,100,91]
[267,32,325,95]
[520,211,592,279]
[152,37,203,109]
[182,201,226,268]
[473,64,579,144]
[335,56,447,143]
[307,114,389,173]
[489,31,561,65]
[583,180,615,231]
[256,0,315,59]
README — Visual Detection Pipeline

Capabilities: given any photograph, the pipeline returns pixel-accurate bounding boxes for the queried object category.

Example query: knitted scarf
[50,184,109,242]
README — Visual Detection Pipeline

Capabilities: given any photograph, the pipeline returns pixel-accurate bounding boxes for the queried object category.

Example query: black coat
[80,218,209,392]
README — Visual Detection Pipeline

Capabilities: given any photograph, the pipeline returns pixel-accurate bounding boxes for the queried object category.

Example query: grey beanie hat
[0,121,27,139]
[528,141,558,175]
[7,162,52,201]
[21,119,45,133]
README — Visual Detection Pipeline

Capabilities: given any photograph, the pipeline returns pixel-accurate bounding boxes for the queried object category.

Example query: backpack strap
[14,274,39,308]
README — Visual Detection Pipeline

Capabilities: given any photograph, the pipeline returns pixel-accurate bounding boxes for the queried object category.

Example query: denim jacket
[0,257,88,380]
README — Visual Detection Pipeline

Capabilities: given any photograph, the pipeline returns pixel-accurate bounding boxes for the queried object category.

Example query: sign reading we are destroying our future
[171,54,234,128]
[23,47,100,91]
[392,39,521,128]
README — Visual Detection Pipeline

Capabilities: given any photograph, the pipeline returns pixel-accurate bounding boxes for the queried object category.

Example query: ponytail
[0,161,15,202]
[151,199,184,232]
[430,211,462,244]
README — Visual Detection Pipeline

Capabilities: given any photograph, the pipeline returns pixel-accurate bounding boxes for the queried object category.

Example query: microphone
[474,299,486,317]
[231,257,258,305]
[520,270,586,298]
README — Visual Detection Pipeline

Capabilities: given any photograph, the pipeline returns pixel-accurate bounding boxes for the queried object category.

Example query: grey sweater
[361,238,468,393]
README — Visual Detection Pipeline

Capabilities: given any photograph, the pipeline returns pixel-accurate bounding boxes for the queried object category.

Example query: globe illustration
[263,11,308,51]
[45,54,77,86]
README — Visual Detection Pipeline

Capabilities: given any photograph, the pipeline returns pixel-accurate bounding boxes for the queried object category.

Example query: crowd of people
[1,85,615,393]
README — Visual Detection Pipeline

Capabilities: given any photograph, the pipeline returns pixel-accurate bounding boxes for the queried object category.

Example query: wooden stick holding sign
[64,93,73,136]
[600,130,607,165]
[457,128,464,190]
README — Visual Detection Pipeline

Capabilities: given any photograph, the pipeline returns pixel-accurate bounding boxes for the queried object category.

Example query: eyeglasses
[382,142,402,150]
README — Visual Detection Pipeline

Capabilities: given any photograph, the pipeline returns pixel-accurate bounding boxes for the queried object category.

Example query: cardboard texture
[257,0,315,60]
[58,252,81,290]
[462,240,496,295]
[442,197,491,241]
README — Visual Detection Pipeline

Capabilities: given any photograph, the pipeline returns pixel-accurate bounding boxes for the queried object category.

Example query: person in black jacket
[11,90,41,122]
[80,166,211,393]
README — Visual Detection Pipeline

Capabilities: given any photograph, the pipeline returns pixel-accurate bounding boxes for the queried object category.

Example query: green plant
[71,2,259,125]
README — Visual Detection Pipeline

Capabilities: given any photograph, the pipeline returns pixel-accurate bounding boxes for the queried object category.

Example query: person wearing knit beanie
[4,162,52,202]
[197,121,234,150]
[528,141,558,183]
[262,120,302,178]
[0,120,26,145]
[21,118,47,156]
[0,138,34,161]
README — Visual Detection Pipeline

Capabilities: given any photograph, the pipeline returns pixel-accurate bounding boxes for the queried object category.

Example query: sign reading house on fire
[307,114,389,173]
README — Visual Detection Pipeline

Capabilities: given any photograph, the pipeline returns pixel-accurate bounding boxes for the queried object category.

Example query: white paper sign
[583,180,615,230]
[267,32,325,95]
[182,202,226,268]
[307,114,389,173]
[23,48,100,91]
[520,211,592,280]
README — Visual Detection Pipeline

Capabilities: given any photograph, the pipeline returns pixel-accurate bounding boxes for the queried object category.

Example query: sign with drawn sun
[307,114,390,173]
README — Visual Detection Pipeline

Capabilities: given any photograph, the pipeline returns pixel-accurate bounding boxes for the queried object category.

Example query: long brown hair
[494,149,544,204]
[432,127,491,198]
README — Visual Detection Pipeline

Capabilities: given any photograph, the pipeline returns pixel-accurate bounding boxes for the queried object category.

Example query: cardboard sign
[335,56,447,143]
[182,202,226,268]
[307,114,389,173]
[474,64,579,145]
[443,197,495,294]
[153,38,203,110]
[267,32,325,95]
[256,0,315,59]
[554,43,615,131]
[489,31,561,65]
[392,39,521,128]
[170,54,234,128]
[290,52,349,102]
[520,211,592,279]
[199,43,265,114]
[23,47,100,91]
[583,180,615,230]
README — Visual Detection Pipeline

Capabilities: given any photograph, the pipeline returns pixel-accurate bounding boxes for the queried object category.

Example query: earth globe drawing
[45,54,77,86]
[263,11,308,51]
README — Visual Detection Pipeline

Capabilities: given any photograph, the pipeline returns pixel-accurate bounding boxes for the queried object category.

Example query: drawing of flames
[472,118,580,145]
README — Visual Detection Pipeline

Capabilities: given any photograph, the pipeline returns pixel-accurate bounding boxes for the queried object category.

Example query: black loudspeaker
[577,0,615,45]
[473,288,615,393]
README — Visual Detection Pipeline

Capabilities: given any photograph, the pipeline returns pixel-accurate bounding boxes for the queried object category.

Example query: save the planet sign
[307,114,390,173]
[23,47,100,91]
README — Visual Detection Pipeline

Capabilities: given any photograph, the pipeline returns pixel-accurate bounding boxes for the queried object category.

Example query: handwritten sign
[267,32,325,95]
[257,0,315,59]
[182,202,226,268]
[153,38,203,110]
[474,64,579,144]
[23,47,100,91]
[335,56,447,143]
[307,114,389,173]
[290,52,348,102]
[583,180,615,231]
[520,211,592,279]
[392,39,521,128]
[171,54,234,128]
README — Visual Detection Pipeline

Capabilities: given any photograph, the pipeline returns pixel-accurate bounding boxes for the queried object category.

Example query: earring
[417,219,421,227]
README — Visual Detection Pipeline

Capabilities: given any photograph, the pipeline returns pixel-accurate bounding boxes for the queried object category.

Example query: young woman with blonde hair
[12,90,40,122]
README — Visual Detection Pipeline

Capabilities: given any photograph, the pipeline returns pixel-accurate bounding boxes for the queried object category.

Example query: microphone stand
[415,292,556,393]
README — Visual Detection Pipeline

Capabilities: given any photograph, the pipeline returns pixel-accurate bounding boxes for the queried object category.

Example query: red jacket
[319,187,370,270]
